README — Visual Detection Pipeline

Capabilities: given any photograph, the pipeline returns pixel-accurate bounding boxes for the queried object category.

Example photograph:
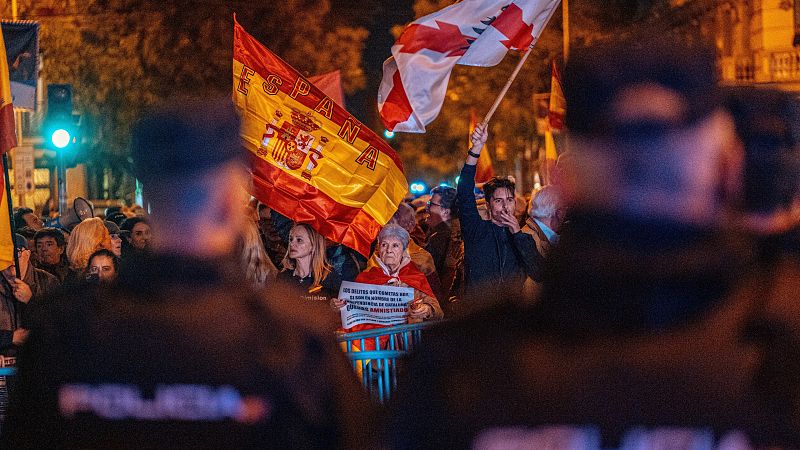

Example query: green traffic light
[51,128,71,149]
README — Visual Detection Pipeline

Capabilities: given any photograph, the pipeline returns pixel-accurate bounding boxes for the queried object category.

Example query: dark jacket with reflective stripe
[4,253,376,449]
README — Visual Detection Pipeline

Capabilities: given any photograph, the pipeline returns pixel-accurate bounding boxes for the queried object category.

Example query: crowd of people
[0,210,152,351]
[0,30,798,448]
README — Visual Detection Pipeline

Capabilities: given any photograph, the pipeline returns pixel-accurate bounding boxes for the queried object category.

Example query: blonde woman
[276,223,340,303]
[66,217,113,282]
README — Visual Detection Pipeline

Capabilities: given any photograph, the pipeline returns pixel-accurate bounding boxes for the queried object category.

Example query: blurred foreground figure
[723,86,800,239]
[388,33,800,449]
[3,99,373,449]
[724,87,800,349]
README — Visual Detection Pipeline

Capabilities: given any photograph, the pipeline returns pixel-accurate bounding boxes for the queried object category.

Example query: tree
[4,0,369,203]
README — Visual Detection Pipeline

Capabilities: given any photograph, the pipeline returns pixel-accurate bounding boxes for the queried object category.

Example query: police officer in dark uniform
[387,34,800,449]
[2,99,375,449]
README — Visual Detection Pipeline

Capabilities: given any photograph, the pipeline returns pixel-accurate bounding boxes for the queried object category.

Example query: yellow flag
[543,129,558,186]
[233,19,407,256]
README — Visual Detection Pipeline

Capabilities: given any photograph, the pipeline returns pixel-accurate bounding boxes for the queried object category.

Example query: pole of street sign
[3,155,20,277]
[58,150,66,223]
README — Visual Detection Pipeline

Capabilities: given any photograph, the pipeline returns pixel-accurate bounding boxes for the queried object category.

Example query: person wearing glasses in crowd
[424,186,465,315]
[0,235,58,426]
[103,220,123,258]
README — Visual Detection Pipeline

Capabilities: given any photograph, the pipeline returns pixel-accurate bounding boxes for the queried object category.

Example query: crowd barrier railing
[336,322,433,403]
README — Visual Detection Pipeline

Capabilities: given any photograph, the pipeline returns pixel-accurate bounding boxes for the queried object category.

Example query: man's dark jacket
[35,257,70,283]
[388,211,800,449]
[456,163,542,304]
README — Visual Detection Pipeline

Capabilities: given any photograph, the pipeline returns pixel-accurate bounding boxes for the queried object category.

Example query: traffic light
[44,84,78,150]
[50,128,71,149]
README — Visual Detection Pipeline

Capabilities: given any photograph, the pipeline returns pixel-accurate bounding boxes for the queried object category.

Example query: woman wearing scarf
[332,224,443,346]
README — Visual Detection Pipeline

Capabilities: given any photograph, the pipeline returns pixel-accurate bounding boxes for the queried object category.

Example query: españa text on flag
[232,19,408,257]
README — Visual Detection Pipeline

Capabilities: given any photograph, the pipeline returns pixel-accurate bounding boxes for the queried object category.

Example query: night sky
[331,0,414,127]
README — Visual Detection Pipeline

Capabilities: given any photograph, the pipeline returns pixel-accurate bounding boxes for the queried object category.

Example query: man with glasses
[425,186,464,313]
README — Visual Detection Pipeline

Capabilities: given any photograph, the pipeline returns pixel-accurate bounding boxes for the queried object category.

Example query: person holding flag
[455,122,543,310]
[0,21,23,429]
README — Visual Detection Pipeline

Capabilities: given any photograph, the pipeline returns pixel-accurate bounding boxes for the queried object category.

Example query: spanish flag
[543,59,563,185]
[233,19,407,257]
[542,129,557,185]
[0,30,17,270]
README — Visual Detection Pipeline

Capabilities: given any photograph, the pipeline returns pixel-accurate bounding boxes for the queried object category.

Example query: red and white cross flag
[378,0,561,133]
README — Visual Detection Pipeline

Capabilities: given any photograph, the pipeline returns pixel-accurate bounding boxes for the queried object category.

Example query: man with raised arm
[455,123,543,309]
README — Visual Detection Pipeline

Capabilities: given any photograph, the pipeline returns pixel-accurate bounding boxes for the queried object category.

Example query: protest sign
[338,280,414,328]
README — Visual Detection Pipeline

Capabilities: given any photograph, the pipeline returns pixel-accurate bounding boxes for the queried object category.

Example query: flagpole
[479,0,563,126]
[3,155,19,277]
[481,40,537,125]
[562,0,569,61]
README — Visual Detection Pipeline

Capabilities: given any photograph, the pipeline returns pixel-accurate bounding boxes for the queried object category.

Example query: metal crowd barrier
[336,322,433,403]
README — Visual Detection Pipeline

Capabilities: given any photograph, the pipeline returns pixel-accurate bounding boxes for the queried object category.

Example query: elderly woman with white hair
[332,224,443,337]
